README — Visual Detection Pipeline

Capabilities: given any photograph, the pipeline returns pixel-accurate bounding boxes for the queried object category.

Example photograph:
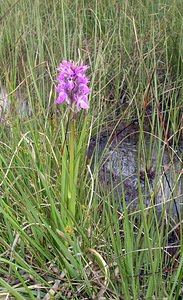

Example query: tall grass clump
[0,0,182,298]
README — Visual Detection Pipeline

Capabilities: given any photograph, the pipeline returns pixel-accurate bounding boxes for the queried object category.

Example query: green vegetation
[0,0,182,298]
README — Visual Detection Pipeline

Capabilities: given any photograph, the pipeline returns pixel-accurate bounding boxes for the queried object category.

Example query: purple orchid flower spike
[55,60,91,111]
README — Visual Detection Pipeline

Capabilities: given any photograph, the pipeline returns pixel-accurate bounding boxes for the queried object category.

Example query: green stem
[68,113,76,221]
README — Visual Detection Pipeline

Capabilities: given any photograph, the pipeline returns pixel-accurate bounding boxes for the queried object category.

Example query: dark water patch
[89,122,183,219]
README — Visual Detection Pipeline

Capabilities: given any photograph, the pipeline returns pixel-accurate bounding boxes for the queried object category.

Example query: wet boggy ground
[1,83,182,218]
[89,121,183,218]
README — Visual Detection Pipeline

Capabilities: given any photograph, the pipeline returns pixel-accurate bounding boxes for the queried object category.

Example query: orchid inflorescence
[55,60,91,111]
